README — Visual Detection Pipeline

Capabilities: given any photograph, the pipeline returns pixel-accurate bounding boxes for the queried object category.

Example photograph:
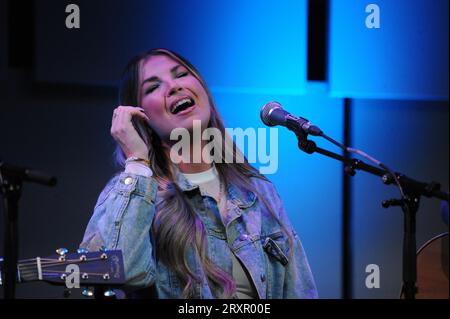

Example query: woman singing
[80,48,318,299]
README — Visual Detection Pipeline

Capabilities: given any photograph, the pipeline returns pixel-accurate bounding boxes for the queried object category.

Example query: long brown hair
[115,48,293,298]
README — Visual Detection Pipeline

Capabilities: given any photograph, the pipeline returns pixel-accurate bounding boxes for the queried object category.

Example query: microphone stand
[291,127,449,300]
[0,161,57,299]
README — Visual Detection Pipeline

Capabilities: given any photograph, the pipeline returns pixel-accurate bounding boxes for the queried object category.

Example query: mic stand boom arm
[291,128,449,300]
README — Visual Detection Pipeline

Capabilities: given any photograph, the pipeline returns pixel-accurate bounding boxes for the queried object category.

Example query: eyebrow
[141,64,184,87]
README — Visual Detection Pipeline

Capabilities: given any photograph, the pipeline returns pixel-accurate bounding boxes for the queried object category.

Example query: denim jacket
[80,170,318,299]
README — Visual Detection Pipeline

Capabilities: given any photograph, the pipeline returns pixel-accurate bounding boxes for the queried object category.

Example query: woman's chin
[175,113,209,131]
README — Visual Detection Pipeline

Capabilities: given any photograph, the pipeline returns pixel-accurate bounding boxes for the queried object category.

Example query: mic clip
[287,120,317,154]
[285,114,306,133]
[285,114,322,136]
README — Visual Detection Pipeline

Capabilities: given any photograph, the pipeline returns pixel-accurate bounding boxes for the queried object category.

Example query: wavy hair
[115,48,293,298]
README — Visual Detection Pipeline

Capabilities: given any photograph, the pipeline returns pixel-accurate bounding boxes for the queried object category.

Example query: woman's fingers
[112,106,150,124]
[110,106,151,159]
[130,107,151,124]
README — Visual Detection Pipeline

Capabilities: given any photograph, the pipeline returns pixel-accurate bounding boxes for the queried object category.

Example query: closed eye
[176,72,189,78]
[143,71,188,95]
[145,84,159,95]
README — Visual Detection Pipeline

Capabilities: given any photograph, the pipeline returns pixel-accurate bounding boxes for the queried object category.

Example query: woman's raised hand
[111,106,151,160]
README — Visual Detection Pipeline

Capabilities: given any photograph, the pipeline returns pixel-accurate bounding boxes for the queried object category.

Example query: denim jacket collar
[173,165,257,209]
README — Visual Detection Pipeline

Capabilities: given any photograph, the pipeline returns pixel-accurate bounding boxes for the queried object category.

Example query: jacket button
[123,177,133,185]
[260,274,266,282]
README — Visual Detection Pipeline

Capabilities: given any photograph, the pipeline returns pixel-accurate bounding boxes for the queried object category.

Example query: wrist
[125,156,151,166]
[125,150,149,161]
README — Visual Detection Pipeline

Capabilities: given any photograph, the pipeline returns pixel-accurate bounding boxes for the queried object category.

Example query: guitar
[1,248,125,297]
[400,232,449,299]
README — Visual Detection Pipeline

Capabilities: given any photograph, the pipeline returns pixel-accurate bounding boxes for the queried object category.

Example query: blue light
[329,0,449,100]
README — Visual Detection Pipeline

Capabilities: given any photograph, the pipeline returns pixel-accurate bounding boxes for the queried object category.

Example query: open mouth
[170,96,196,115]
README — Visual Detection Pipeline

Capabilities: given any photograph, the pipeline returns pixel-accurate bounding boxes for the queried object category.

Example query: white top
[181,165,217,184]
[182,165,226,214]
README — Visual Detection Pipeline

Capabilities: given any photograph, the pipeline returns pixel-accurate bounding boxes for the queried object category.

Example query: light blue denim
[80,171,318,299]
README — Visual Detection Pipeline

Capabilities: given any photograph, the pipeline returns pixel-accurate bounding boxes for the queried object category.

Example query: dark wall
[0,0,6,81]
[35,0,309,92]
[0,77,118,298]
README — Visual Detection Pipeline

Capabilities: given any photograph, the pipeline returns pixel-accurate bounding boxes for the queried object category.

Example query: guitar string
[26,271,109,277]
[22,270,111,281]
[18,257,106,268]
[19,256,105,264]
[19,263,114,280]
[20,257,55,262]
[17,257,107,275]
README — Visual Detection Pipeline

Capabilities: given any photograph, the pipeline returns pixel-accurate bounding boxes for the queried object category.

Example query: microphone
[260,101,322,136]
[0,161,57,186]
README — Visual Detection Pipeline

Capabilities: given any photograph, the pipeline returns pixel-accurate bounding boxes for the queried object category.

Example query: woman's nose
[167,84,183,97]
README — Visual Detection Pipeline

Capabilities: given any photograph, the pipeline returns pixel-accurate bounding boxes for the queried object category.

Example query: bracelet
[125,156,151,166]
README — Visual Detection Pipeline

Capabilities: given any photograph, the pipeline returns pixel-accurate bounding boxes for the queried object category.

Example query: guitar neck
[0,250,125,286]
[0,257,35,284]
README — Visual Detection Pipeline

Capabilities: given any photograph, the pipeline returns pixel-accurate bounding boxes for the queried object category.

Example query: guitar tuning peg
[82,287,94,297]
[56,248,68,256]
[104,289,116,298]
[77,248,89,254]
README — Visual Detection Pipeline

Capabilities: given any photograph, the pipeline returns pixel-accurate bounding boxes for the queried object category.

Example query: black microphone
[260,101,322,136]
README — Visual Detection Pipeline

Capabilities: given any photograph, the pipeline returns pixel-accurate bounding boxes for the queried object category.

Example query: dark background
[0,0,448,298]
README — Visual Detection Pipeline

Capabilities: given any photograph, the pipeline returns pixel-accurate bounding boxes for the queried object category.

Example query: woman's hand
[111,106,151,160]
